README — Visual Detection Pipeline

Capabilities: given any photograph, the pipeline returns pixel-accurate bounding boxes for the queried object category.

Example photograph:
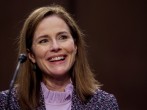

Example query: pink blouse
[41,82,73,110]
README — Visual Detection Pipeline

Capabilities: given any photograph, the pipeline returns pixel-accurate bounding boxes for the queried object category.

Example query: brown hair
[16,4,101,109]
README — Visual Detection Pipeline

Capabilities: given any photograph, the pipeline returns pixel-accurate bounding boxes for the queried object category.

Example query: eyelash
[39,39,48,44]
[38,35,69,44]
[59,35,68,40]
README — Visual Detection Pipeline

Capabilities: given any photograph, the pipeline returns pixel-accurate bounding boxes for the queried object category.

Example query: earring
[33,63,37,71]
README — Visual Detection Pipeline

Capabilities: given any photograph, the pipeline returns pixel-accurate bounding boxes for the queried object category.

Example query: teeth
[50,56,64,61]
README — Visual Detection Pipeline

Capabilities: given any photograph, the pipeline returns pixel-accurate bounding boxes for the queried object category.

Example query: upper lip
[47,54,67,60]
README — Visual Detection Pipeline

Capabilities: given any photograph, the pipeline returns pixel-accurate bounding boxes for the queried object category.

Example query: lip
[47,54,67,61]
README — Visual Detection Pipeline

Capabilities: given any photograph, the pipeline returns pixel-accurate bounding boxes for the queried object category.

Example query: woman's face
[28,15,77,78]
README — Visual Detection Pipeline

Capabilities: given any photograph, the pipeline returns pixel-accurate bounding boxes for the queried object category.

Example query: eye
[59,35,68,40]
[39,39,48,44]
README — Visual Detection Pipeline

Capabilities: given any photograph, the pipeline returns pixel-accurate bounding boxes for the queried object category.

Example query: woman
[0,5,119,110]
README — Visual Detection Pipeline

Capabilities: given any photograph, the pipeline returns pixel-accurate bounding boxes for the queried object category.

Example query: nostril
[50,40,61,52]
[51,48,61,52]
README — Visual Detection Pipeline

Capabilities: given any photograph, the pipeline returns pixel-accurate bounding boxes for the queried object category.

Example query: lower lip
[49,58,66,65]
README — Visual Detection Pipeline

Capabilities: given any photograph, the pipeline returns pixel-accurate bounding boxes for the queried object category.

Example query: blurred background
[0,0,146,110]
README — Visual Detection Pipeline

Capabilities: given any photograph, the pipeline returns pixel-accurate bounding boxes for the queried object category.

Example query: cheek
[32,45,47,59]
[72,46,77,55]
[65,41,77,54]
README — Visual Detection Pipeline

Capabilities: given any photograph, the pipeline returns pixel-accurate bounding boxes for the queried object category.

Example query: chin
[50,70,68,76]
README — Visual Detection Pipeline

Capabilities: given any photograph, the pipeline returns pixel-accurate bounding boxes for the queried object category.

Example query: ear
[27,49,36,63]
[74,45,77,55]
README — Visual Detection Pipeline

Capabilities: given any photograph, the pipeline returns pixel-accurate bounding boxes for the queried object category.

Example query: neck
[42,74,71,92]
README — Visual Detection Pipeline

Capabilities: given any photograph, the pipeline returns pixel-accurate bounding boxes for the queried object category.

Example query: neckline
[41,82,73,104]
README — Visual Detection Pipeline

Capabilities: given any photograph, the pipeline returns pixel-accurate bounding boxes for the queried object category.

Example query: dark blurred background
[0,0,146,110]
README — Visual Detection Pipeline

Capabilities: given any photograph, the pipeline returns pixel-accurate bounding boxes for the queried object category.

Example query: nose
[50,40,61,52]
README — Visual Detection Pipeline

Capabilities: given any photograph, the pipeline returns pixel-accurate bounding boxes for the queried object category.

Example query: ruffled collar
[41,82,73,104]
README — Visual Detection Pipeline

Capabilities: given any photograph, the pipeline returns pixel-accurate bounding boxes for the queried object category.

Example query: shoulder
[94,89,117,102]
[88,89,119,109]
[0,88,20,109]
[0,90,9,103]
[0,90,9,109]
[0,88,17,100]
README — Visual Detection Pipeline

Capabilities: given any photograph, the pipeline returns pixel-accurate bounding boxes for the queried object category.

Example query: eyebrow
[35,31,70,40]
[37,35,48,38]
[56,31,70,36]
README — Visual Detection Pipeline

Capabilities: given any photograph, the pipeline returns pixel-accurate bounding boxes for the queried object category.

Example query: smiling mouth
[49,56,66,62]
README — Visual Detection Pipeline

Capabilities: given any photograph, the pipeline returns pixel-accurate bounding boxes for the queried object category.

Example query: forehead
[39,15,69,29]
[34,15,71,37]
